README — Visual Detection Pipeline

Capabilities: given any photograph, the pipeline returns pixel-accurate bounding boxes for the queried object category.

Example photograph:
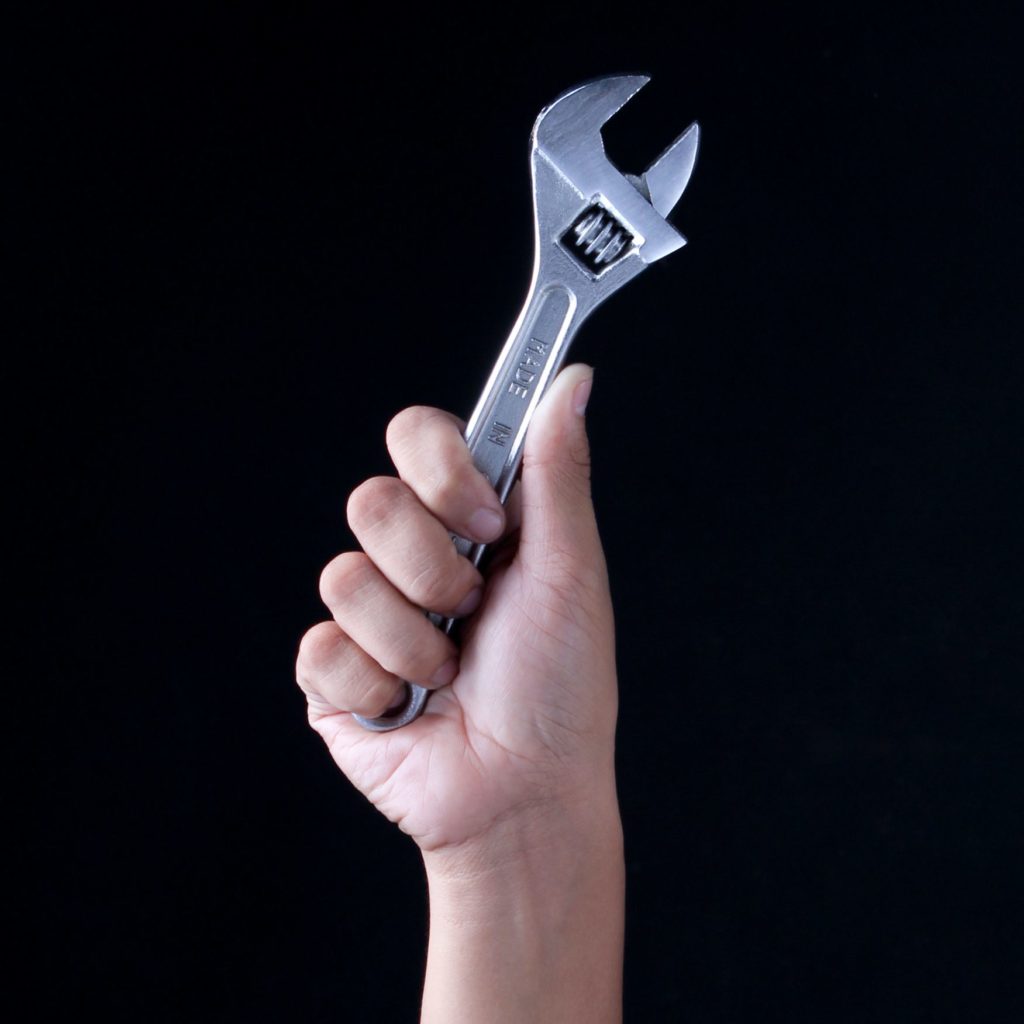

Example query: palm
[308,548,616,853]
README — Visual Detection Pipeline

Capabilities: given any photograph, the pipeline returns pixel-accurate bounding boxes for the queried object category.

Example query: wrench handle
[352,280,584,731]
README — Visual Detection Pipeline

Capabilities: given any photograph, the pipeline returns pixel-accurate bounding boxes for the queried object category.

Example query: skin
[295,363,624,1022]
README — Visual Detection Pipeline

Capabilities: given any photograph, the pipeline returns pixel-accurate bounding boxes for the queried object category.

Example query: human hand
[295,363,618,857]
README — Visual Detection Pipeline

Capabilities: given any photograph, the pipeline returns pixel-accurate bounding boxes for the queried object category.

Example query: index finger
[385,406,506,544]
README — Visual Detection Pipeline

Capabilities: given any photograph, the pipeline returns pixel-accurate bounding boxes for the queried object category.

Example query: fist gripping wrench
[354,73,700,731]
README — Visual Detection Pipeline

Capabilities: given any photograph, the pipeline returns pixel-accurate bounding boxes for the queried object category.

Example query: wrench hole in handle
[352,681,428,732]
[384,683,413,716]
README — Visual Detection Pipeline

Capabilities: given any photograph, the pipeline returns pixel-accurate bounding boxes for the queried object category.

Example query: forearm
[420,794,625,1024]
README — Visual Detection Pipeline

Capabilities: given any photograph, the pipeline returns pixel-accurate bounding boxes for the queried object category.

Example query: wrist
[420,791,624,1024]
[421,783,622,886]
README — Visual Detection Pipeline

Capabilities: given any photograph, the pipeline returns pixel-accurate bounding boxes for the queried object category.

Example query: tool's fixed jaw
[530,73,699,295]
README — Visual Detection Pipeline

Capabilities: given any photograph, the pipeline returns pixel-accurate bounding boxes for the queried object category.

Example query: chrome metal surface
[354,73,700,731]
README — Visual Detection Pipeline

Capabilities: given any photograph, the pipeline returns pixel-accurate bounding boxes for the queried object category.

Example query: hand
[295,363,617,856]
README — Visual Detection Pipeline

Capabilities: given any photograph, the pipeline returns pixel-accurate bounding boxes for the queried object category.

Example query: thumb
[517,363,603,580]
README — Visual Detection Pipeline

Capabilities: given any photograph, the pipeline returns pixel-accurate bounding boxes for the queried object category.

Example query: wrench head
[533,74,699,266]
[534,74,652,158]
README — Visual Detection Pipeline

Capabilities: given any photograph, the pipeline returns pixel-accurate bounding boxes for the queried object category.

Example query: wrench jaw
[531,72,700,281]
[641,121,700,219]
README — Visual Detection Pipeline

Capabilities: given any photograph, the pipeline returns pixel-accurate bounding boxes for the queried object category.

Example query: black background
[18,3,1023,1021]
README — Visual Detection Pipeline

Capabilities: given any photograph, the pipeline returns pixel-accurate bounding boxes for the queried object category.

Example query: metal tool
[353,72,699,731]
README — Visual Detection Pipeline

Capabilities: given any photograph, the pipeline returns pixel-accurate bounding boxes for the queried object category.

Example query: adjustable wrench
[354,72,699,731]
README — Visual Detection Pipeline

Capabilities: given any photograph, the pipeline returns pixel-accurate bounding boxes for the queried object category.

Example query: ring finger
[319,551,460,690]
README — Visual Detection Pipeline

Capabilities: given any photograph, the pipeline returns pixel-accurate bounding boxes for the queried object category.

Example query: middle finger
[346,476,484,618]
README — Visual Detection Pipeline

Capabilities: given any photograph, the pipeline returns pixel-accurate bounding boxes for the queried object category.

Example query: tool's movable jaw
[528,73,700,313]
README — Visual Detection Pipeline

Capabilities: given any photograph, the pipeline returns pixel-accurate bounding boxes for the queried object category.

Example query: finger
[296,620,406,718]
[319,552,459,689]
[347,476,483,618]
[519,363,603,574]
[386,406,506,544]
[480,479,521,576]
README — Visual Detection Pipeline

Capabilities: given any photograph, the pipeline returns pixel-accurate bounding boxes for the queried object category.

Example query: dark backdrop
[18,4,1022,1021]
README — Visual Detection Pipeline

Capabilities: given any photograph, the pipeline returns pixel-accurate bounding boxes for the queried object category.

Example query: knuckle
[568,435,592,476]
[406,560,456,611]
[388,405,464,462]
[553,456,592,502]
[346,476,402,533]
[522,435,592,496]
[319,550,374,607]
[424,466,468,513]
[351,677,403,719]
[386,406,442,454]
[380,635,437,685]
[540,460,589,503]
[295,621,341,681]
[386,404,426,437]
